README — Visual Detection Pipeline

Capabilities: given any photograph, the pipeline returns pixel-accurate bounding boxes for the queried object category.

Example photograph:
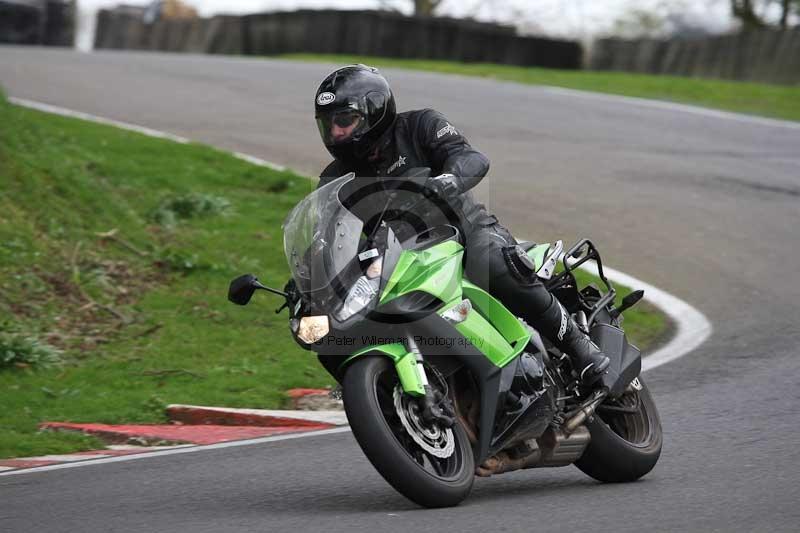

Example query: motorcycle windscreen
[283,175,364,306]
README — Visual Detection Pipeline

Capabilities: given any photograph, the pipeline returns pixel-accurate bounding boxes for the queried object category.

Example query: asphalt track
[1,47,799,532]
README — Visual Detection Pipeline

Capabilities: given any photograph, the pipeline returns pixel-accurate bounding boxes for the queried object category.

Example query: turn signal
[442,299,472,324]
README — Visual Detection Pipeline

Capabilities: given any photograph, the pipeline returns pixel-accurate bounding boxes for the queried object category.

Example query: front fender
[339,343,426,397]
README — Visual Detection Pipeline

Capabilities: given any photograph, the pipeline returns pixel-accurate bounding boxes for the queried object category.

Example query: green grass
[0,92,321,459]
[0,91,667,459]
[282,53,800,122]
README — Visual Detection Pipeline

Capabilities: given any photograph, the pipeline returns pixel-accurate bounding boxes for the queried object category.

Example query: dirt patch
[8,240,170,355]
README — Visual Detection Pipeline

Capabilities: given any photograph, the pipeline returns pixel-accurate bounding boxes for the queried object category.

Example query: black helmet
[314,64,396,164]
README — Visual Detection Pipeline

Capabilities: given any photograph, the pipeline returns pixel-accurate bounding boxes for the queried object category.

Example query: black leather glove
[424,174,462,199]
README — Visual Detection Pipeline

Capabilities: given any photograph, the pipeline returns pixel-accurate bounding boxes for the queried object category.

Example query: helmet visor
[316,89,389,147]
[316,107,370,146]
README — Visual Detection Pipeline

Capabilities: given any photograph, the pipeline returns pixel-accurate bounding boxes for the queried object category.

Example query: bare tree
[731,0,765,27]
[731,0,799,28]
[413,0,444,16]
[611,8,670,38]
[779,0,791,25]
[608,1,713,39]
[778,0,800,27]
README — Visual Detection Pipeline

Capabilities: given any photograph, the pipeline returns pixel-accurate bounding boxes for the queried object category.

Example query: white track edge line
[9,97,191,143]
[523,245,713,373]
[231,150,286,171]
[1,97,712,475]
[573,261,712,372]
[537,85,800,131]
[0,427,351,476]
[8,97,286,171]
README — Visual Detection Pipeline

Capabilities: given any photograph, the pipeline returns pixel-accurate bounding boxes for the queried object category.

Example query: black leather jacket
[318,109,497,231]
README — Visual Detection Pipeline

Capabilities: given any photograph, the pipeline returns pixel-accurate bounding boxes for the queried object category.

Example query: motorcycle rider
[313,64,617,394]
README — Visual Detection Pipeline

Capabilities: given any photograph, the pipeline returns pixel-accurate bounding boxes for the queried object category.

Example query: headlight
[297,315,329,344]
[335,275,380,321]
[334,258,383,322]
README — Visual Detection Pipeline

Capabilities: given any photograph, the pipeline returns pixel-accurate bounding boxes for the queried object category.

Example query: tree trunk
[779,0,790,28]
[731,0,766,28]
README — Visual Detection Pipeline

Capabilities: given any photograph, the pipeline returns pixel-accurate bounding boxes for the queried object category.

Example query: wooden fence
[591,28,800,85]
[93,9,583,70]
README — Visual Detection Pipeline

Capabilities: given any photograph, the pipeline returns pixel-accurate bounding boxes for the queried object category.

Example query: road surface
[1,46,799,532]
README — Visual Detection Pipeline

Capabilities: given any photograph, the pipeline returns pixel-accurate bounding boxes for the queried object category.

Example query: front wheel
[342,356,475,508]
[575,376,662,482]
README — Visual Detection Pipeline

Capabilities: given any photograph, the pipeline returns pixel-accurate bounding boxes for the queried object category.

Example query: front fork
[341,336,454,426]
[407,336,429,389]
[341,338,427,397]
[408,336,455,427]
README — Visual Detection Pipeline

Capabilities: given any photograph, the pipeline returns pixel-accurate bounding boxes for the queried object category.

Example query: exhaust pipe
[476,425,591,476]
[476,391,608,476]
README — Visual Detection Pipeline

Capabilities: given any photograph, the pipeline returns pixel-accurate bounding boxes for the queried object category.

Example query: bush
[152,247,212,274]
[0,327,62,370]
[150,193,231,227]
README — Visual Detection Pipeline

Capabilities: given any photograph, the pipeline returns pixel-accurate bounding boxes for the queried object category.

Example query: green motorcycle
[228,170,662,508]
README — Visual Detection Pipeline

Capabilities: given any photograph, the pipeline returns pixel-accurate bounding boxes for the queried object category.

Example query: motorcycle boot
[533,296,618,391]
[461,223,618,392]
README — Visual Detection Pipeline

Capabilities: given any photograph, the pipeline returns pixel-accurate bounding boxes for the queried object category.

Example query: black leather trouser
[463,223,561,339]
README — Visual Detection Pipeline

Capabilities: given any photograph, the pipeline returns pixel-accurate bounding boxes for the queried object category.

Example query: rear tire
[575,376,662,482]
[343,356,474,508]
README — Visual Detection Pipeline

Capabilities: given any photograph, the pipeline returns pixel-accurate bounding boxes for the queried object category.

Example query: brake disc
[393,386,455,459]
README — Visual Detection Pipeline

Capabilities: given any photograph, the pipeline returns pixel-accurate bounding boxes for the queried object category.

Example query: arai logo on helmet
[317,92,336,105]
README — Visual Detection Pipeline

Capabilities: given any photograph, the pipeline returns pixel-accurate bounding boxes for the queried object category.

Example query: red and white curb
[0,427,352,476]
[0,396,347,475]
[166,404,347,427]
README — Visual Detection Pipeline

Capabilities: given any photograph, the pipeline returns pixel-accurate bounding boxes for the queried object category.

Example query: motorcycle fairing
[346,342,427,397]
[458,280,531,367]
[333,236,550,462]
[590,322,642,397]
[378,239,532,368]
[379,239,464,307]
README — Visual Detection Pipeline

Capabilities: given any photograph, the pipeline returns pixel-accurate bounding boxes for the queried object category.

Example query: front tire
[343,356,475,508]
[575,376,662,482]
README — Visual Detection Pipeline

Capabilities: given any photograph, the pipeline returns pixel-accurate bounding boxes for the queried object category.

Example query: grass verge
[0,92,667,459]
[0,93,319,459]
[282,53,800,122]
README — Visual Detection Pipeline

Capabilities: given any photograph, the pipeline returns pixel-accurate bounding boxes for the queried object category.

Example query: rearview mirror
[228,274,259,306]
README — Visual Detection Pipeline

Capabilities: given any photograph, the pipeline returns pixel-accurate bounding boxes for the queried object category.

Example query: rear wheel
[343,356,474,508]
[575,376,662,482]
